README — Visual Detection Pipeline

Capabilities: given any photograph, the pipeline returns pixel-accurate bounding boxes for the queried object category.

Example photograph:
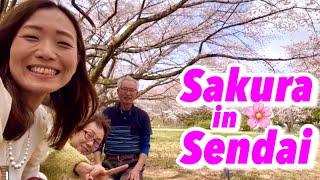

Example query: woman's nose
[86,140,94,147]
[34,40,57,60]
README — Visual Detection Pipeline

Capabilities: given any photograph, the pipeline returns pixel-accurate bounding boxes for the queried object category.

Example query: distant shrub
[240,115,251,131]
[177,107,212,129]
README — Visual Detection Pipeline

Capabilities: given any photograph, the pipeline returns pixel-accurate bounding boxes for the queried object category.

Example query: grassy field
[144,128,320,180]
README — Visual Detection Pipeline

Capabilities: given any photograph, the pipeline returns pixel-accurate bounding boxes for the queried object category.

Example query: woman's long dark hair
[0,0,98,149]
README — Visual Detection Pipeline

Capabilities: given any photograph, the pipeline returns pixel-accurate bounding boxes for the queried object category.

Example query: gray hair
[117,76,139,90]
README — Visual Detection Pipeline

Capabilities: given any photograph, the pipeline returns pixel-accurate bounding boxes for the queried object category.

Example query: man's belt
[105,154,139,161]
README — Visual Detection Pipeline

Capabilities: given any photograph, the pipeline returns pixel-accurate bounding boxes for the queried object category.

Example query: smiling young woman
[0,0,98,179]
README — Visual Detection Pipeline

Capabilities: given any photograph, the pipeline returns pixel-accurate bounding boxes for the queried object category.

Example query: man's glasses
[82,130,102,148]
[120,87,137,93]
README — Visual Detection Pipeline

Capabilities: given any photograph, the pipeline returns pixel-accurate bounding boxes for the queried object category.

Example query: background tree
[299,107,320,128]
[176,106,212,129]
[272,107,311,133]
[1,0,319,119]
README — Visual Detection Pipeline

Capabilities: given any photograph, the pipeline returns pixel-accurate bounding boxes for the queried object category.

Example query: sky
[257,27,313,59]
[246,25,315,73]
[245,0,320,72]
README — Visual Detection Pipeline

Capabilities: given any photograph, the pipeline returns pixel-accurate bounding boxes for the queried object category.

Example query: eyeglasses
[82,130,102,148]
[120,87,137,93]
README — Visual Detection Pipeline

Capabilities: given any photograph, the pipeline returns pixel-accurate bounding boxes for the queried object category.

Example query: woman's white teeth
[30,67,57,75]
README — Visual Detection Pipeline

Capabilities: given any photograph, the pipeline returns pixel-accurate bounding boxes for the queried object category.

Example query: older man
[94,76,152,180]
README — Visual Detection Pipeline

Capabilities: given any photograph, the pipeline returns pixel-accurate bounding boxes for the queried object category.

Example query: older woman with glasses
[40,114,128,180]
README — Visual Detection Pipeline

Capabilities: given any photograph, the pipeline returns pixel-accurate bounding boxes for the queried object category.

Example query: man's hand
[126,167,140,180]
[89,164,129,180]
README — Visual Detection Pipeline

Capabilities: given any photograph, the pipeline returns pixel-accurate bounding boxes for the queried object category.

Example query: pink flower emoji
[246,102,272,129]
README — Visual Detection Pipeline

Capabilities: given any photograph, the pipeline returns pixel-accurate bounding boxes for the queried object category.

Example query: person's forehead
[121,80,137,87]
[85,122,104,137]
[21,8,77,39]
[85,122,100,130]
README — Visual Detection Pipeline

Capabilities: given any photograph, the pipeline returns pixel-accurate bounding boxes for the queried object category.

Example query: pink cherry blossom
[246,102,272,129]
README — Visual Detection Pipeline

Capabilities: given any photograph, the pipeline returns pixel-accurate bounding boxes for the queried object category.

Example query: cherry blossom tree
[1,0,320,110]
[272,106,314,133]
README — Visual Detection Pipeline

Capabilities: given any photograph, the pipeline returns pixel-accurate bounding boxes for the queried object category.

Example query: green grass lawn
[144,128,320,180]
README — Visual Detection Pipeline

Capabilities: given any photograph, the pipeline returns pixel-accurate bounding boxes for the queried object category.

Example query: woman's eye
[58,41,72,48]
[22,35,38,41]
[87,133,93,138]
